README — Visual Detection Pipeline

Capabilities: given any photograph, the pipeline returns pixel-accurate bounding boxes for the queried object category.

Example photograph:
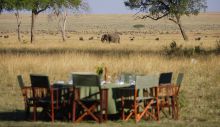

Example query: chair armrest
[21,86,32,98]
[156,85,178,97]
[101,88,109,90]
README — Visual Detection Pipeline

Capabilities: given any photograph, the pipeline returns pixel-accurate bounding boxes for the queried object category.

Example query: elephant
[101,33,120,43]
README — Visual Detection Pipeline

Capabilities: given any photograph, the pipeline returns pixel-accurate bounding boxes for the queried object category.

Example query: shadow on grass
[0,110,121,122]
[0,110,27,121]
[0,46,219,58]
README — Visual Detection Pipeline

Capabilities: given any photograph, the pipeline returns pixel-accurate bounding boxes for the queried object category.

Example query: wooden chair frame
[30,74,62,122]
[121,87,158,122]
[72,88,108,123]
[71,73,108,123]
[155,84,179,120]
[32,87,54,121]
[156,73,184,120]
[120,75,159,122]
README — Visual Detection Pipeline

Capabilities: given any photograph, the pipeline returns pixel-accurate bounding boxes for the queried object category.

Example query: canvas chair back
[159,72,173,85]
[176,73,184,86]
[72,72,100,88]
[17,75,25,89]
[136,75,159,89]
[120,73,136,84]
[175,73,184,95]
[30,74,50,88]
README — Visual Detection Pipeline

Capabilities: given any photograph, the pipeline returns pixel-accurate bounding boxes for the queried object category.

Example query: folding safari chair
[120,75,159,122]
[30,74,60,122]
[156,83,180,120]
[158,72,173,117]
[71,72,108,123]
[156,72,184,120]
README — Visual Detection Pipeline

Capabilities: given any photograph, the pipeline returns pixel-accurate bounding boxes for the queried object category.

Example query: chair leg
[72,100,76,122]
[125,111,134,121]
[100,103,108,122]
[51,105,54,122]
[33,106,37,121]
[175,97,179,120]
[156,98,160,121]
[99,108,103,123]
[136,99,155,122]
[25,106,30,119]
[121,96,125,120]
[105,109,108,121]
[171,96,176,119]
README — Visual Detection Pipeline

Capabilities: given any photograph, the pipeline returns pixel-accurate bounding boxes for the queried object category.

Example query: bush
[164,41,206,57]
[216,40,220,54]
[163,41,183,56]
[194,45,205,54]
[133,24,145,30]
[96,64,104,76]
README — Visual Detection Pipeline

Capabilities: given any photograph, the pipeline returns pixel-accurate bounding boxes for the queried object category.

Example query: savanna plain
[0,13,219,127]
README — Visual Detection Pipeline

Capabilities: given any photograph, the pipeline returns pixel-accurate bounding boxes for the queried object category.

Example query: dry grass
[0,13,220,126]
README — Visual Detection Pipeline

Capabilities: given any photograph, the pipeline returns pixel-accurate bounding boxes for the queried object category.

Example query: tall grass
[0,42,219,124]
[0,13,220,126]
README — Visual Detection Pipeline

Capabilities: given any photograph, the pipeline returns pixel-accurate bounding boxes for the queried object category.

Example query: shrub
[79,37,84,41]
[163,41,183,56]
[155,37,159,41]
[194,45,205,54]
[133,24,145,29]
[216,40,220,54]
[164,41,207,57]
[88,37,94,40]
[96,64,104,76]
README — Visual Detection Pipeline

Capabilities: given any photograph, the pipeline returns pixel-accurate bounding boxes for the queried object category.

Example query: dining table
[53,82,135,115]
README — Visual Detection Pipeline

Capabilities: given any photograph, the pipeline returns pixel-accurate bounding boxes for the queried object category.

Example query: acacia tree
[0,0,25,42]
[124,0,207,41]
[50,0,83,42]
[23,0,52,43]
[26,0,82,42]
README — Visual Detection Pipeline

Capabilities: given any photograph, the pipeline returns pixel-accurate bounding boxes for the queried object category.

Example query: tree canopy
[0,0,84,43]
[124,0,207,41]
[125,0,207,19]
[0,0,26,12]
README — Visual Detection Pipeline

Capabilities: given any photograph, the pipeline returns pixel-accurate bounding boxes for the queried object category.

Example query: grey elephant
[101,33,120,43]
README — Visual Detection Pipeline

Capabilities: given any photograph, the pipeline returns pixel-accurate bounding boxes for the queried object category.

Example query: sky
[86,0,220,14]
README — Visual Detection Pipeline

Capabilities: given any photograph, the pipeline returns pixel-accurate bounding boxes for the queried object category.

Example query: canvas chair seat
[136,96,154,101]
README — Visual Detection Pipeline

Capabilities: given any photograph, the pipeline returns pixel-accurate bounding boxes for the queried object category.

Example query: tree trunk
[176,16,188,41]
[31,10,37,43]
[59,11,67,42]
[177,21,188,41]
[61,13,67,42]
[15,10,21,42]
